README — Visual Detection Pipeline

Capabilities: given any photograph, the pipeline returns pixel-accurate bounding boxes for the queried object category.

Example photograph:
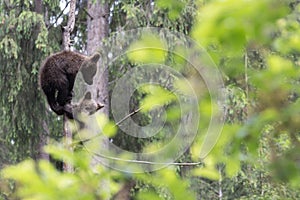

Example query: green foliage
[190,0,300,193]
[156,0,187,20]
[1,0,300,199]
[139,84,177,112]
[2,145,122,200]
[136,167,196,200]
[1,144,197,200]
[0,0,62,165]
[127,33,167,64]
[224,85,248,123]
[109,0,196,33]
[274,3,300,54]
[111,0,300,197]
[192,0,288,55]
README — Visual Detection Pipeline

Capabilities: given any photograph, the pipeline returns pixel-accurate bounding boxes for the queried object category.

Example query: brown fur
[39,51,100,119]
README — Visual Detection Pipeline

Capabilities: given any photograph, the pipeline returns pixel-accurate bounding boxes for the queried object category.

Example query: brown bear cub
[39,51,102,119]
[73,91,104,116]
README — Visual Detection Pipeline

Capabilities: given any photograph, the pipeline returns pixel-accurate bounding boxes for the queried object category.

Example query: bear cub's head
[80,53,101,85]
[73,91,104,116]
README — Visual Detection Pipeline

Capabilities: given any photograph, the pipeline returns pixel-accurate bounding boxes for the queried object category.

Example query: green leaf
[156,0,186,20]
[139,85,176,112]
[127,33,167,64]
[96,114,117,137]
[136,191,162,200]
[192,168,220,180]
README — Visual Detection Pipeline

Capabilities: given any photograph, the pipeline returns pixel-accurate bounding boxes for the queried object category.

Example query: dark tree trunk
[34,0,43,14]
[34,0,50,161]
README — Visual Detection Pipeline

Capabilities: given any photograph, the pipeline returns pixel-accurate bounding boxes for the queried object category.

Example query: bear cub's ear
[84,91,92,99]
[90,53,101,63]
[75,91,104,116]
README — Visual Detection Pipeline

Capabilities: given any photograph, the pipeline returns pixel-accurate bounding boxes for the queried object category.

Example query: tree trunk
[34,0,50,161]
[86,0,109,116]
[62,0,77,172]
[34,0,43,14]
[86,1,110,198]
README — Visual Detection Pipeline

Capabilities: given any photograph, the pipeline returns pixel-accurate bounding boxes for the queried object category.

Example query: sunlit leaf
[96,113,117,137]
[139,84,177,112]
[127,33,167,64]
[136,191,161,200]
[193,168,220,180]
[156,0,186,20]
[44,145,74,165]
[267,55,294,74]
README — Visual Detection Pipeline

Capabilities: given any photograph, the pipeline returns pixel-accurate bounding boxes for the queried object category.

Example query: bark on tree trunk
[35,0,50,161]
[62,0,77,172]
[34,0,43,14]
[86,0,109,116]
[86,2,110,198]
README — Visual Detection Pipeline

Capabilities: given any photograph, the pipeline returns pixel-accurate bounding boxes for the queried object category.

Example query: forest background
[0,0,300,199]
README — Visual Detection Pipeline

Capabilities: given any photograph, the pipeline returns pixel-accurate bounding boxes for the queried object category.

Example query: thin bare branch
[62,0,76,50]
[93,151,202,166]
[47,1,70,29]
[115,107,142,126]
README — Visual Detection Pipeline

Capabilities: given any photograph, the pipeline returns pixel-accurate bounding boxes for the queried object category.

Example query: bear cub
[73,91,104,116]
[39,51,102,119]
